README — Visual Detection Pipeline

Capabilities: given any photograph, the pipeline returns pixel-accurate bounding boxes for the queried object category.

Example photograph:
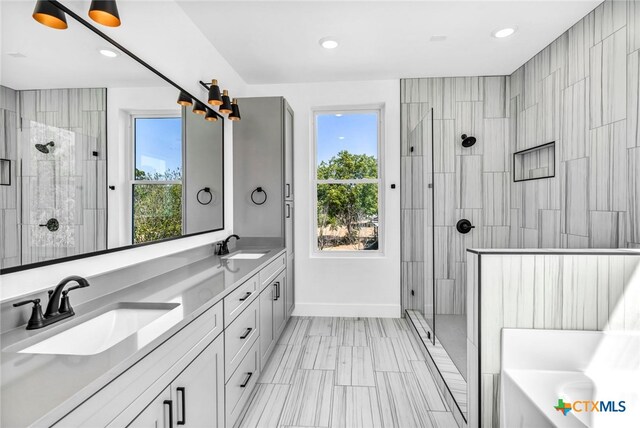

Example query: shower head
[460,134,476,148]
[35,141,55,154]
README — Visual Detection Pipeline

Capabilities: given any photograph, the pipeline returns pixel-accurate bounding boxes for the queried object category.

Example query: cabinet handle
[286,184,291,198]
[240,327,253,339]
[176,387,186,425]
[277,281,281,299]
[286,204,291,218]
[164,400,173,428]
[240,372,253,388]
[239,291,252,301]
[273,283,278,301]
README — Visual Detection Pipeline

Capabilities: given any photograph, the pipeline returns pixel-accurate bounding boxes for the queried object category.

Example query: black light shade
[219,90,233,115]
[32,0,68,30]
[192,100,207,115]
[229,99,241,121]
[207,79,222,106]
[177,91,192,107]
[205,109,219,122]
[89,0,121,27]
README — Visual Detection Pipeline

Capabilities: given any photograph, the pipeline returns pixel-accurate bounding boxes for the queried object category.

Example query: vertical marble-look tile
[593,0,626,43]
[455,102,484,156]
[483,77,508,118]
[280,370,334,427]
[411,155,424,209]
[589,121,627,211]
[433,173,455,226]
[590,211,621,247]
[628,147,640,243]
[434,227,455,278]
[627,50,640,148]
[454,77,483,102]
[483,173,509,226]
[590,27,627,128]
[562,255,599,330]
[433,120,455,173]
[400,157,412,209]
[629,0,640,53]
[596,256,611,330]
[564,157,590,237]
[540,71,561,144]
[538,210,561,248]
[456,155,483,209]
[467,252,479,345]
[502,255,536,329]
[331,386,383,428]
[622,255,640,330]
[509,209,522,247]
[567,10,594,86]
[483,118,509,173]
[479,257,503,374]
[435,280,455,315]
[561,79,589,161]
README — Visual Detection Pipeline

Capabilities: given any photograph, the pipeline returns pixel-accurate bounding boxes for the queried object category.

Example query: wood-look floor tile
[308,317,335,336]
[260,345,303,384]
[280,370,334,427]
[429,411,458,427]
[314,337,339,370]
[279,318,310,345]
[411,361,448,411]
[237,384,289,428]
[371,337,412,372]
[376,372,431,428]
[330,386,382,428]
[336,347,375,387]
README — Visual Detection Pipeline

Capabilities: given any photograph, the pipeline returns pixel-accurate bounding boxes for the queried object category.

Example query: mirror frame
[0,0,225,275]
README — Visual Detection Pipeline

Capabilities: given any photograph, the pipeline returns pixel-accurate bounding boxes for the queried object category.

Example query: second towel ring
[251,187,268,205]
[197,187,213,205]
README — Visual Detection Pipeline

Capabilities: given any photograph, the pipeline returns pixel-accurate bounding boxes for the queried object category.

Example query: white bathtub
[501,329,640,427]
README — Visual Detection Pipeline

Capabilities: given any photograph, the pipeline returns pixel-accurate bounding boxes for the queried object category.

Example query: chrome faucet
[13,276,90,330]
[217,234,240,255]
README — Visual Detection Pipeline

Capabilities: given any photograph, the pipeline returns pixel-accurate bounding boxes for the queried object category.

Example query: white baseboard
[292,303,401,318]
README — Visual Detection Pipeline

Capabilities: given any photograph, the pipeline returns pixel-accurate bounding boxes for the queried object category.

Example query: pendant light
[219,90,233,115]
[177,91,193,107]
[207,79,222,106]
[192,100,207,115]
[88,0,121,27]
[32,0,68,30]
[205,109,219,122]
[229,99,241,121]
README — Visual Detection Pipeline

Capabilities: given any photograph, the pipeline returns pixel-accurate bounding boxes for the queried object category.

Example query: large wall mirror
[0,1,224,273]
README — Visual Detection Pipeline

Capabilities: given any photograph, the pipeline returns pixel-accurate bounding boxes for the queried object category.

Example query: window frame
[311,105,385,257]
[129,113,183,244]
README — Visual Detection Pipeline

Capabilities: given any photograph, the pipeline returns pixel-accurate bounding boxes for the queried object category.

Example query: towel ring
[197,187,213,205]
[251,187,267,205]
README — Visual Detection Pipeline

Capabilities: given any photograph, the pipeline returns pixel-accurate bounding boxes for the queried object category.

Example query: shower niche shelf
[0,159,10,186]
[513,141,555,182]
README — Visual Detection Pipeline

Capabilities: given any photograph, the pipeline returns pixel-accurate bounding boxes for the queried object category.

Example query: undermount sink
[223,251,268,260]
[15,302,180,356]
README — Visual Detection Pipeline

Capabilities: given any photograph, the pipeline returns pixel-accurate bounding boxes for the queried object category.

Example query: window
[314,109,382,252]
[132,117,182,244]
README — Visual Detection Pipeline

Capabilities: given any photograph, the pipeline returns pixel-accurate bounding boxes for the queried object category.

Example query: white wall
[248,80,401,317]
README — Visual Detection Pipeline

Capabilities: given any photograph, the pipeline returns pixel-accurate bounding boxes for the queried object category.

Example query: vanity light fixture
[32,0,68,30]
[89,0,121,27]
[319,37,339,49]
[177,91,193,107]
[192,100,207,115]
[229,99,241,121]
[219,90,233,114]
[99,48,119,58]
[207,79,223,106]
[492,27,516,38]
[205,108,219,122]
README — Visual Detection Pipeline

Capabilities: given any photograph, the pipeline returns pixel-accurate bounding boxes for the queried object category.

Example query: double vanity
[1,245,292,427]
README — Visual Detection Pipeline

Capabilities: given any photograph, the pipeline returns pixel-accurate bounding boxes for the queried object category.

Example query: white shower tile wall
[401,0,640,319]
[0,86,19,269]
[0,87,107,269]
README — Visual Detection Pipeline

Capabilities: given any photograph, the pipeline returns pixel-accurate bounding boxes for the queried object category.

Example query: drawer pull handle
[273,283,278,301]
[177,387,186,425]
[239,291,252,301]
[240,327,253,339]
[240,372,253,388]
[164,400,173,428]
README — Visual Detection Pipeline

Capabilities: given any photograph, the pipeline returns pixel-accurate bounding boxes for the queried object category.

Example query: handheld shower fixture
[35,141,55,154]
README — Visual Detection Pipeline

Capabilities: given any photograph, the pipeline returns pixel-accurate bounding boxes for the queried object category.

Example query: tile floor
[236,316,458,428]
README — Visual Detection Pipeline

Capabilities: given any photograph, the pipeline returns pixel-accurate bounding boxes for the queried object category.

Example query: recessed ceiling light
[99,48,119,58]
[338,136,345,140]
[335,114,343,117]
[492,27,517,38]
[319,37,339,49]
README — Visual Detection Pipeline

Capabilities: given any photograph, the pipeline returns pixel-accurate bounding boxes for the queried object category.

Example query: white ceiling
[1,1,166,90]
[178,0,602,84]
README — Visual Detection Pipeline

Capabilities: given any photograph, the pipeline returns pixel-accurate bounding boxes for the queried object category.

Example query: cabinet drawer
[259,252,286,290]
[226,339,260,427]
[225,298,259,380]
[224,273,259,327]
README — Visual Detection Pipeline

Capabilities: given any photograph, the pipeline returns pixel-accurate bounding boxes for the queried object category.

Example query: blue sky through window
[316,112,378,164]
[135,117,182,179]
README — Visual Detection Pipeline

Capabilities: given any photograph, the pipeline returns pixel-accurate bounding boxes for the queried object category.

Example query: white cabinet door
[127,387,172,428]
[171,334,225,427]
[273,270,287,337]
[286,255,294,318]
[259,285,275,369]
[284,101,294,201]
